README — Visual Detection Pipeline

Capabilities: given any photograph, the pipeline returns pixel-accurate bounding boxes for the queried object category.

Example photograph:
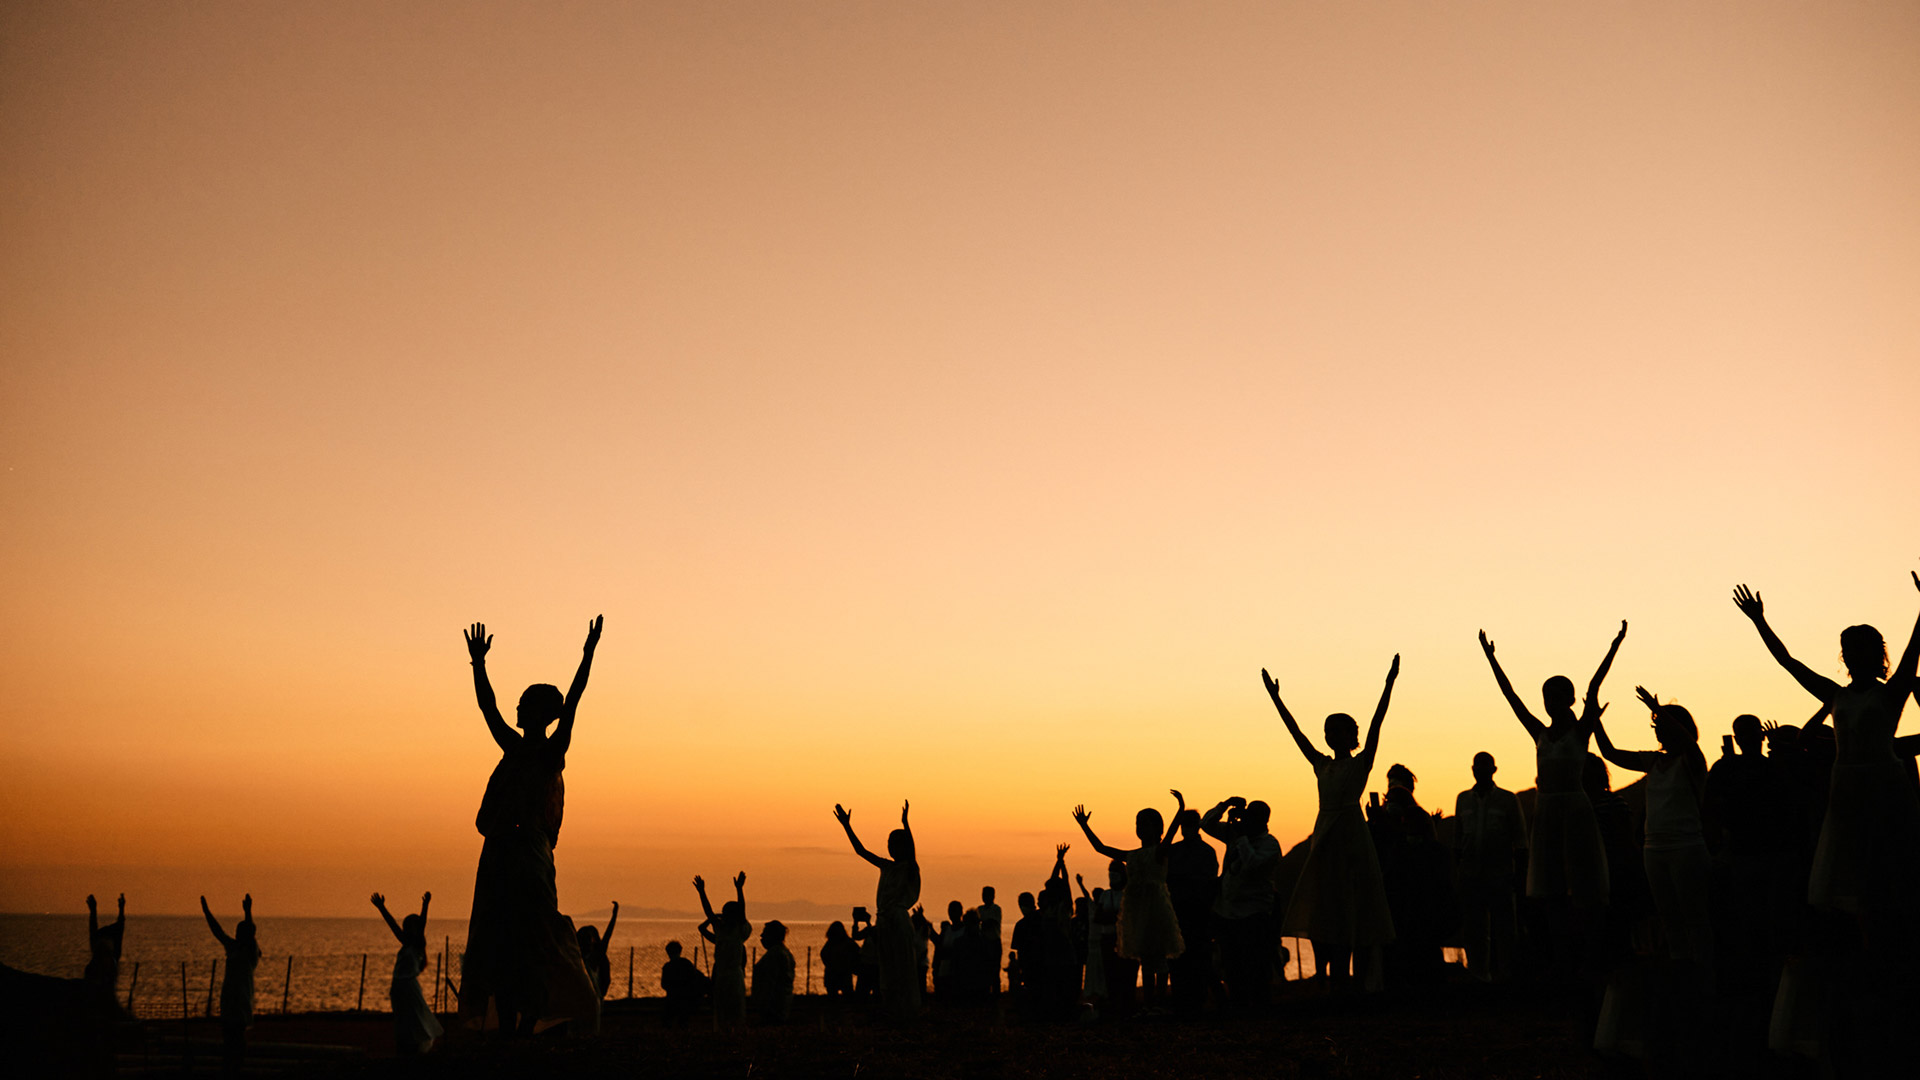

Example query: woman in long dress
[1070,792,1185,1011]
[371,891,444,1055]
[201,894,259,1072]
[1593,690,1712,969]
[460,617,603,1036]
[833,800,922,1021]
[1734,579,1920,926]
[1266,655,1401,989]
[1478,622,1626,912]
[694,873,751,1026]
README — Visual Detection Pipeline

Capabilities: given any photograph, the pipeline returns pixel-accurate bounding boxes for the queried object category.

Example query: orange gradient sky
[3,2,1918,918]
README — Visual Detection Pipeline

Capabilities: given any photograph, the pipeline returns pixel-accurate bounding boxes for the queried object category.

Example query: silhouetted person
[752,920,795,1024]
[1480,622,1624,915]
[1706,714,1790,1003]
[1374,764,1454,989]
[1203,797,1281,1007]
[694,872,751,1027]
[1734,579,1920,933]
[1008,892,1040,1007]
[1265,657,1400,991]
[1072,791,1187,1011]
[833,800,922,1021]
[371,891,443,1055]
[659,941,707,1025]
[1165,807,1218,1011]
[83,893,125,1008]
[1454,753,1525,982]
[460,617,603,1036]
[1036,843,1079,1018]
[931,899,966,1003]
[201,894,258,1075]
[978,886,1003,993]
[576,902,618,1000]
[1595,690,1713,981]
[821,921,859,1008]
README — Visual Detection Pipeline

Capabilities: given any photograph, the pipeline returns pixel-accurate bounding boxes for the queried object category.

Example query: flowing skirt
[390,974,444,1053]
[460,828,600,1034]
[1118,879,1185,963]
[1808,761,1920,917]
[874,907,922,1021]
[1527,790,1609,906]
[1281,807,1395,946]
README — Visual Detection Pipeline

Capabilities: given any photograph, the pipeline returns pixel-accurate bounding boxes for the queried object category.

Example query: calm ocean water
[0,915,836,1018]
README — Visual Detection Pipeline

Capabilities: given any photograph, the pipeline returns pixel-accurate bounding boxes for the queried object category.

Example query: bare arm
[1361,655,1400,763]
[732,872,746,920]
[419,891,431,925]
[1071,805,1129,861]
[200,896,232,947]
[552,615,603,756]
[1886,572,1920,698]
[87,894,98,936]
[1262,669,1327,765]
[1479,633,1545,740]
[1161,790,1185,847]
[1200,799,1239,843]
[1074,873,1089,901]
[1051,843,1069,883]
[1584,621,1628,713]
[465,623,516,753]
[603,900,617,947]
[833,805,889,869]
[1733,586,1841,702]
[1592,698,1659,774]
[692,876,717,922]
[371,893,403,943]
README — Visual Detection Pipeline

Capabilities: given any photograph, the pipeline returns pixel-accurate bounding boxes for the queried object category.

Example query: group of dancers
[71,568,1920,1070]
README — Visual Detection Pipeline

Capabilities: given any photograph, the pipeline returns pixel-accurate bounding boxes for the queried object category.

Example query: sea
[0,915,833,1019]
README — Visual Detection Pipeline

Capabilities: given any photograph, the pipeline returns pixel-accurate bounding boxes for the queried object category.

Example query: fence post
[806,946,812,996]
[125,959,140,1013]
[627,946,634,999]
[206,957,218,1016]
[357,953,368,1011]
[282,955,293,1014]
[179,961,190,1069]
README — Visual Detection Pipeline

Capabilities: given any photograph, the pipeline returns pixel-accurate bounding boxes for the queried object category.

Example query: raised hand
[1056,842,1070,857]
[1733,585,1764,621]
[1478,630,1495,655]
[833,804,852,827]
[465,622,492,662]
[1261,668,1281,699]
[242,894,252,916]
[583,615,603,651]
[371,892,386,908]
[610,900,618,913]
[87,894,97,912]
[1613,620,1629,643]
[1635,686,1660,713]
[692,875,707,894]
[1386,653,1401,682]
[901,799,910,825]
[1912,569,1919,593]
[117,894,124,915]
[1071,804,1091,826]
[733,871,747,890]
[1169,789,1185,812]
[422,891,431,906]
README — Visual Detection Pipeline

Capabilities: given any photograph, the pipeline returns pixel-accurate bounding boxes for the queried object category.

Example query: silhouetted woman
[833,800,922,1021]
[1478,622,1626,911]
[1071,791,1186,1010]
[460,617,603,1036]
[1734,577,1920,928]
[201,894,258,1073]
[577,901,618,1000]
[1265,656,1399,988]
[1594,690,1712,971]
[371,891,443,1055]
[695,872,751,1026]
[84,893,125,1008]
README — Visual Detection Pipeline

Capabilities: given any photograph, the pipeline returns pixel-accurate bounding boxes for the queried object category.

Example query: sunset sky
[3,2,1918,919]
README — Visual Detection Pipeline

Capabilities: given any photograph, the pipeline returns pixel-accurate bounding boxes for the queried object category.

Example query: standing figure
[459,617,604,1036]
[84,893,126,1008]
[1165,808,1219,1011]
[1070,791,1187,1010]
[200,894,259,1074]
[371,891,444,1055]
[820,922,860,1006]
[752,921,795,1024]
[977,886,1004,994]
[832,800,923,1021]
[1733,579,1920,930]
[1453,753,1525,982]
[1593,689,1713,973]
[694,873,751,1026]
[659,941,708,1025]
[576,902,618,1000]
[1264,656,1401,989]
[1202,797,1282,1007]
[1478,622,1625,914]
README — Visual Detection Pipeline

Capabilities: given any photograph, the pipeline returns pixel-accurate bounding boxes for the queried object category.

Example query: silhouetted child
[201,893,259,1074]
[695,873,751,1026]
[577,901,618,999]
[1072,791,1187,1011]
[1265,657,1402,991]
[371,891,443,1055]
[978,885,1004,992]
[752,920,795,1024]
[84,893,125,1007]
[833,800,923,1022]
[660,940,707,1025]
[820,921,860,1005]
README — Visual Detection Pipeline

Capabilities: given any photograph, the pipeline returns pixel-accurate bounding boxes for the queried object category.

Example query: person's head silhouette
[1243,800,1272,835]
[761,920,787,949]
[1134,808,1165,845]
[1386,763,1415,793]
[1472,751,1496,785]
[577,924,601,955]
[1652,703,1698,750]
[1177,808,1202,840]
[981,885,995,906]
[1840,625,1889,682]
[1767,724,1800,758]
[1732,714,1764,756]
[517,683,564,733]
[1542,675,1577,717]
[1324,713,1359,752]
[1107,858,1127,890]
[886,829,913,861]
[1582,752,1611,798]
[720,900,745,928]
[665,939,683,959]
[1018,892,1037,916]
[947,899,964,924]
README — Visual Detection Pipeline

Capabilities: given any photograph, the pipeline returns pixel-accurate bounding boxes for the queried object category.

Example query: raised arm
[1887,572,1920,698]
[603,900,617,947]
[87,894,98,936]
[1733,586,1840,702]
[1591,694,1659,774]
[1262,669,1326,765]
[419,890,431,925]
[552,615,603,755]
[1051,843,1070,883]
[732,872,746,919]
[1200,799,1237,843]
[692,875,717,923]
[1361,655,1400,763]
[1071,805,1129,861]
[1161,790,1185,847]
[200,896,232,947]
[833,805,889,869]
[1074,873,1090,901]
[465,623,516,753]
[1580,621,1628,725]
[1478,632,1544,740]
[371,893,404,943]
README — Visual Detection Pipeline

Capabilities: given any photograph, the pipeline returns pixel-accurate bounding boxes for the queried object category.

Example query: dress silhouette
[1265,657,1401,967]
[459,618,603,1035]
[695,873,751,1025]
[1478,622,1626,907]
[1071,792,1186,1009]
[201,894,259,1071]
[833,800,923,1021]
[371,891,443,1055]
